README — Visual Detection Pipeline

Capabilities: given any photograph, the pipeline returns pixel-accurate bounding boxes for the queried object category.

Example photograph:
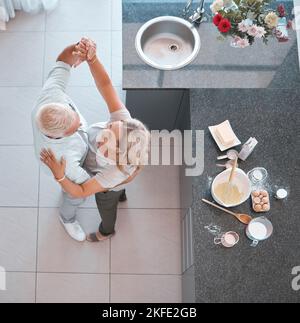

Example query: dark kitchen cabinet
[126,90,185,131]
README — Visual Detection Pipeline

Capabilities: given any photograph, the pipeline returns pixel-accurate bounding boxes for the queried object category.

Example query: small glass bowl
[247,168,268,186]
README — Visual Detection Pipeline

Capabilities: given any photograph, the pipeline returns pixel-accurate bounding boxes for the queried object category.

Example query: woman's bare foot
[86,231,113,242]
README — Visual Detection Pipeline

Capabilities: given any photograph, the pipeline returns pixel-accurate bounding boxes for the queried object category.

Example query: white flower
[238,21,248,33]
[237,37,250,48]
[247,24,259,37]
[238,19,253,33]
[255,26,267,38]
[244,19,254,27]
[210,0,224,14]
[265,12,279,29]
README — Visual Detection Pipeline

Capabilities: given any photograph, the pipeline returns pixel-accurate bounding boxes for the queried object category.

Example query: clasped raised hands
[72,37,97,68]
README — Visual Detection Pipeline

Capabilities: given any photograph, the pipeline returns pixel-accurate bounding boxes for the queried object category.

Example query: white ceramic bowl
[211,168,251,208]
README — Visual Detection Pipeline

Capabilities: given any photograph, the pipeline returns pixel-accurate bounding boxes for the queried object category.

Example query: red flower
[218,18,231,33]
[213,13,223,27]
[278,4,286,18]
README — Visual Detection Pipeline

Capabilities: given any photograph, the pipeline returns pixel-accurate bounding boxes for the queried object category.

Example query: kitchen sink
[135,16,201,71]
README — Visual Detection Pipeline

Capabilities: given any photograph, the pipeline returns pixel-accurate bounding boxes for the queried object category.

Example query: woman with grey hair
[40,38,151,242]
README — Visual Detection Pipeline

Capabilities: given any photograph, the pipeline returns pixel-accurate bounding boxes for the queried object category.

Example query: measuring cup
[214,231,240,248]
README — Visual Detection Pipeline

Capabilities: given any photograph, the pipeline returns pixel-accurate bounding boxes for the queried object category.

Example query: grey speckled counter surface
[190,89,300,303]
[123,1,300,89]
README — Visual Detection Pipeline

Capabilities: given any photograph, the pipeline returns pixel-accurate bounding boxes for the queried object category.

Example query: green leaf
[217,35,226,41]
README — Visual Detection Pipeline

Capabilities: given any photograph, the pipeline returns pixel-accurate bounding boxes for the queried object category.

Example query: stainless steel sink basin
[135,16,201,71]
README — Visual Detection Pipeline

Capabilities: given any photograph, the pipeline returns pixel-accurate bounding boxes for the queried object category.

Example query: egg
[254,197,261,204]
[253,191,260,197]
[254,204,263,212]
[263,204,270,211]
[262,197,269,204]
[262,191,268,197]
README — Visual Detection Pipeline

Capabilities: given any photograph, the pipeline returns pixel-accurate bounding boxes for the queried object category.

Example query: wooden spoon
[202,199,252,225]
[224,157,239,200]
[229,157,238,183]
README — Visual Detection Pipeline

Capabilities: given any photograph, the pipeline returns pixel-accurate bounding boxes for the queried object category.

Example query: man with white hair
[32,43,91,242]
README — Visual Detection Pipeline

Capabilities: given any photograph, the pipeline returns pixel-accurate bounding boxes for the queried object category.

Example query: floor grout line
[34,168,40,304]
[0,206,39,209]
[0,144,34,147]
[1,30,114,34]
[110,1,113,91]
[109,1,113,304]
[0,85,124,88]
[109,273,183,277]
[34,22,47,303]
[5,271,181,276]
[109,238,112,303]
[0,206,183,210]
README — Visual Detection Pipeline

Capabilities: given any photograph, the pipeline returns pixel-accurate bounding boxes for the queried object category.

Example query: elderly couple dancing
[32,38,150,242]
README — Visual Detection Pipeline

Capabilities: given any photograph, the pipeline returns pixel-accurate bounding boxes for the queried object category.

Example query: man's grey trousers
[60,191,86,224]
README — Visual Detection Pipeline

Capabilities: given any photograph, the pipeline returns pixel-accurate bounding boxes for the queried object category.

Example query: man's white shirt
[32,61,90,184]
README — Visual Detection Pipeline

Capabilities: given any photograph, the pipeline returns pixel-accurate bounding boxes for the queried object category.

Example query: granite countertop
[190,89,300,303]
[123,0,300,89]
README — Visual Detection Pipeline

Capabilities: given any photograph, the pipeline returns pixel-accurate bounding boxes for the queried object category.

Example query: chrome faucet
[183,0,193,17]
[183,0,206,26]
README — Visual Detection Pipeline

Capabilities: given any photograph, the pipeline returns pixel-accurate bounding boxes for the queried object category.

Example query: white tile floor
[0,0,182,303]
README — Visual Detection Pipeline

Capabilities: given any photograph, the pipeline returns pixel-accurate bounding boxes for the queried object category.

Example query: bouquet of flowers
[210,0,289,48]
